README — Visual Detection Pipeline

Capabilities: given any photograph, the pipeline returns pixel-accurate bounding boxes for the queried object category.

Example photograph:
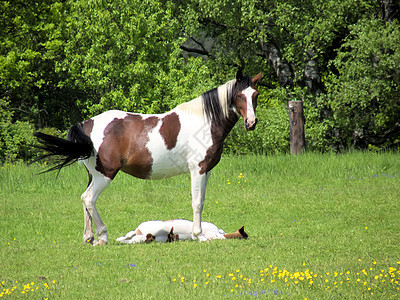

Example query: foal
[35,71,261,245]
[116,219,248,244]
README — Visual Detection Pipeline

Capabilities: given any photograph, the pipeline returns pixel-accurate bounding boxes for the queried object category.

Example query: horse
[34,71,262,245]
[116,219,248,244]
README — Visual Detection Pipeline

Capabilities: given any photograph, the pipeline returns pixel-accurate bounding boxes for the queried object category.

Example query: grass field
[1,152,400,299]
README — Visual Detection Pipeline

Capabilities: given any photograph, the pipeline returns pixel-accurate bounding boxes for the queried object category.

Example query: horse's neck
[211,111,239,143]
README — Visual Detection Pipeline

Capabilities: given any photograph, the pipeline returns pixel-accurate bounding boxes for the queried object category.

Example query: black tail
[33,123,93,174]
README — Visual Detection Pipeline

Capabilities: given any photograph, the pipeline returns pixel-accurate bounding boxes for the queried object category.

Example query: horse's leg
[83,205,94,243]
[81,172,112,245]
[82,169,94,243]
[190,170,211,241]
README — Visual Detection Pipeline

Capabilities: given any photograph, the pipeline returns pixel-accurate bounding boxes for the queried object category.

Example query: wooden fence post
[288,100,305,154]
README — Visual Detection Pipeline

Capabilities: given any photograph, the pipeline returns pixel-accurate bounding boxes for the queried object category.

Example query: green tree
[175,0,399,151]
[0,0,81,129]
[324,19,400,149]
[1,0,399,162]
[59,0,217,117]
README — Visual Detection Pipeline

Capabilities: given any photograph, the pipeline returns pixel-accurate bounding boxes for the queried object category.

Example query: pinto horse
[34,71,262,245]
[116,219,248,244]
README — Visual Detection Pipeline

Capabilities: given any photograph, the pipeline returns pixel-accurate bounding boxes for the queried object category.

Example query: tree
[175,0,399,151]
[59,0,217,117]
[324,19,400,149]
[1,0,399,162]
[0,0,81,129]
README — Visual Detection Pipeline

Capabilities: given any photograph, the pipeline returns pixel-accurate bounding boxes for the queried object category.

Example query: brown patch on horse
[198,111,239,174]
[223,226,248,239]
[96,114,159,179]
[145,233,155,243]
[233,91,248,119]
[159,112,181,150]
[82,118,94,136]
[84,166,93,188]
[167,227,174,242]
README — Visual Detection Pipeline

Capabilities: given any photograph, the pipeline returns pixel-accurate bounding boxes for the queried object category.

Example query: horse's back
[81,109,212,180]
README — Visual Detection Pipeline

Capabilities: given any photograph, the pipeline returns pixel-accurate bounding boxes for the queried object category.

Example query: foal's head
[233,71,262,131]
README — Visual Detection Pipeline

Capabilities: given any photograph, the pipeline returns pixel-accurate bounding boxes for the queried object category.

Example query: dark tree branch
[190,36,207,51]
[180,44,209,56]
[198,18,228,29]
[365,122,400,145]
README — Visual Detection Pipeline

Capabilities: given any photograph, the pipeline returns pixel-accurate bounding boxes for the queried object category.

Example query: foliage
[0,120,35,163]
[0,98,35,163]
[0,0,81,129]
[176,0,399,150]
[324,19,400,149]
[1,0,399,162]
[303,98,335,153]
[60,0,179,116]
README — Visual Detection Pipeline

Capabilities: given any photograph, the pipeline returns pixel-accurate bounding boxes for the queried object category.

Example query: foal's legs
[190,170,211,241]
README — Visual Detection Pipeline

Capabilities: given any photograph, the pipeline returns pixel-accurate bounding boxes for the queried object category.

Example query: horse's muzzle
[245,118,258,131]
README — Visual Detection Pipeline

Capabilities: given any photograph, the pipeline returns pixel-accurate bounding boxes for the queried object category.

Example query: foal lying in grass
[117,219,248,244]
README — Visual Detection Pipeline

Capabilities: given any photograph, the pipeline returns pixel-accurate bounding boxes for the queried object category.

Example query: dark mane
[202,87,224,125]
[202,76,252,125]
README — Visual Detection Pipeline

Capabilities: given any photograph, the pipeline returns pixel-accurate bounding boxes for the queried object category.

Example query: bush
[0,120,36,163]
[324,19,400,149]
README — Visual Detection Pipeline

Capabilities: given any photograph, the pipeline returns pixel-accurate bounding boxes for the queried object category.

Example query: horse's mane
[175,76,253,124]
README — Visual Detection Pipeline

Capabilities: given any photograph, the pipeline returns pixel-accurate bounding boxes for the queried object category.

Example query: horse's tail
[33,123,94,174]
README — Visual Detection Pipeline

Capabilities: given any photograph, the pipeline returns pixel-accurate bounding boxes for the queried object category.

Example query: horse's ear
[238,226,248,239]
[252,72,262,85]
[236,68,244,82]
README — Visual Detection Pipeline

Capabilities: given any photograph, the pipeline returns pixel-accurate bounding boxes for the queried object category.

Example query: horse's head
[233,71,262,131]
[145,233,155,243]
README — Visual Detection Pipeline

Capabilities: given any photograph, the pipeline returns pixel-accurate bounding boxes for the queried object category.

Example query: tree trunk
[259,36,294,90]
[381,0,400,22]
[288,101,305,154]
[300,49,322,96]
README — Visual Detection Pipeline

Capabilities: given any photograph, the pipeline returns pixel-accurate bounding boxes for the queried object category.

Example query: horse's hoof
[84,237,94,244]
[116,236,126,242]
[194,233,208,242]
[98,239,107,246]
[92,239,107,246]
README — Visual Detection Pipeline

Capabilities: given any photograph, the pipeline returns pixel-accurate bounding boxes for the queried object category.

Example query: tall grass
[1,152,400,299]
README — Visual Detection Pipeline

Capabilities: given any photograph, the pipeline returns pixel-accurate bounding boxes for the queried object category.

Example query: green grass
[1,152,400,299]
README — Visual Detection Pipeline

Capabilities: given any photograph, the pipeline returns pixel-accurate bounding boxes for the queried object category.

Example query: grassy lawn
[1,152,400,299]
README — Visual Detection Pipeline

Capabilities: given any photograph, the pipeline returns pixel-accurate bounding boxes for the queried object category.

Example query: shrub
[0,120,36,163]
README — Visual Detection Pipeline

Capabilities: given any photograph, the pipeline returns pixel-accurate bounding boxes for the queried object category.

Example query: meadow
[1,152,400,299]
